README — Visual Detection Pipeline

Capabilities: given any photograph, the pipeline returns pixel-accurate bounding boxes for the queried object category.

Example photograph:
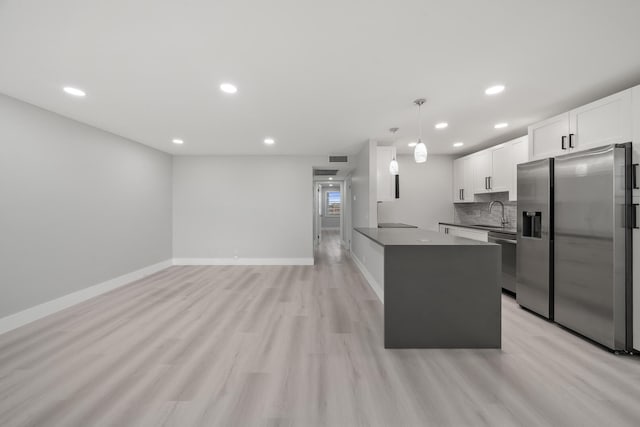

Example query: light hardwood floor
[1,230,640,426]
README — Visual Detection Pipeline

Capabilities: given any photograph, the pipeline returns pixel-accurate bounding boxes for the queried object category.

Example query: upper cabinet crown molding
[528,88,633,161]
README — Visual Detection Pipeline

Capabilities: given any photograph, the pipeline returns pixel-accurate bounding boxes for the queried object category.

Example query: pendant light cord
[418,102,422,142]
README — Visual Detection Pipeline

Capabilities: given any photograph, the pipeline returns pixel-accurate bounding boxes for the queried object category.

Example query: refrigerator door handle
[568,133,575,148]
[633,204,639,229]
[561,135,567,150]
[633,163,639,189]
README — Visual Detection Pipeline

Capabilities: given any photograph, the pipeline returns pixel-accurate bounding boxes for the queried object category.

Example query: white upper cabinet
[472,150,493,194]
[529,88,633,160]
[510,136,529,201]
[490,144,512,192]
[463,156,475,201]
[453,158,464,202]
[453,156,474,203]
[453,135,529,202]
[376,146,396,202]
[569,89,632,151]
[528,113,570,160]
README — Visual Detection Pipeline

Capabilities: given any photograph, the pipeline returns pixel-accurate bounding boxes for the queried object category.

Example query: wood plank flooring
[1,230,640,426]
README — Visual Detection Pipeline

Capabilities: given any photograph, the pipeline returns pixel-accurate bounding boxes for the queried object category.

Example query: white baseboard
[173,258,314,266]
[0,259,173,336]
[350,252,384,303]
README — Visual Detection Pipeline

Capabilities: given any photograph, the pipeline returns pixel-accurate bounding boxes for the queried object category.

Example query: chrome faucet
[489,201,508,227]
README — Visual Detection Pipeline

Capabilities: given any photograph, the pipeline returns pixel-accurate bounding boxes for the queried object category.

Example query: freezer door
[516,158,553,318]
[554,144,627,350]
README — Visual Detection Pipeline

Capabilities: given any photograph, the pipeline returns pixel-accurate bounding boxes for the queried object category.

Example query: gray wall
[351,141,377,229]
[0,94,173,318]
[377,155,454,231]
[173,156,323,260]
[453,192,517,227]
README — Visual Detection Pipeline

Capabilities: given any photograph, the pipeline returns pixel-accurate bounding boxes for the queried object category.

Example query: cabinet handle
[487,176,492,190]
[484,177,488,190]
[561,135,567,150]
[459,189,462,200]
[461,188,464,200]
[568,133,575,148]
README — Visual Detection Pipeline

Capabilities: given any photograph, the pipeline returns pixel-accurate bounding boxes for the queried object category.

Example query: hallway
[1,232,640,426]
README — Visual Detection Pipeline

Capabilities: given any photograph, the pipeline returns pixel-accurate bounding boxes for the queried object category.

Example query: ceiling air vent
[329,155,348,163]
[314,169,338,176]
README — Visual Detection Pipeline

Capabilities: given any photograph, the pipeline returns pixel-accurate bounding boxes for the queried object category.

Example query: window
[326,191,341,216]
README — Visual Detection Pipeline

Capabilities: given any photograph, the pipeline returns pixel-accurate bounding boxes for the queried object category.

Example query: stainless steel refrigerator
[517,144,633,351]
[517,158,554,320]
[554,144,632,351]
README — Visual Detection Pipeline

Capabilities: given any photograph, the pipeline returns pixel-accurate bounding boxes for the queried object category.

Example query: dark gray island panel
[353,227,501,349]
[384,244,501,348]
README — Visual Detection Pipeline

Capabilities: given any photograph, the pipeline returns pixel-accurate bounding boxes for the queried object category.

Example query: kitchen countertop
[439,222,517,236]
[377,223,418,228]
[355,227,497,246]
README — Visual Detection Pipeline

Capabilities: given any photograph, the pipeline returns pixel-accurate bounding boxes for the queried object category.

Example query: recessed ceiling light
[172,138,184,145]
[329,177,333,180]
[63,86,86,97]
[408,142,417,147]
[494,122,509,129]
[453,142,464,147]
[435,122,448,129]
[485,85,505,95]
[264,137,275,145]
[220,83,238,94]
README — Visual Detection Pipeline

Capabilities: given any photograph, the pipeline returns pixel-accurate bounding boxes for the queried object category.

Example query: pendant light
[388,127,399,175]
[413,98,427,163]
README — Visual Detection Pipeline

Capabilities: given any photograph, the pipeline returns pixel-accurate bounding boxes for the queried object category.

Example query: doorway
[313,181,344,246]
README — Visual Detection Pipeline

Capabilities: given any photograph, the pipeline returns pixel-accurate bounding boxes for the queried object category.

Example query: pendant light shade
[414,139,427,163]
[389,158,399,175]
[388,127,400,175]
[413,98,427,164]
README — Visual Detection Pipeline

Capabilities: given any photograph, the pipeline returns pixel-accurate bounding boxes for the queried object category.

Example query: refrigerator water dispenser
[522,211,542,238]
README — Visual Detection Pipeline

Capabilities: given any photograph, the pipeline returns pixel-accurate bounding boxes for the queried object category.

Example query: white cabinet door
[453,156,474,203]
[440,225,488,242]
[453,158,464,202]
[376,146,396,202]
[490,144,512,192]
[440,225,457,236]
[462,156,474,202]
[528,113,570,160]
[509,136,529,201]
[472,151,492,194]
[569,89,632,152]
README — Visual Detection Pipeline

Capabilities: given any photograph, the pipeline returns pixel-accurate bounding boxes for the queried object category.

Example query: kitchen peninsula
[352,227,501,349]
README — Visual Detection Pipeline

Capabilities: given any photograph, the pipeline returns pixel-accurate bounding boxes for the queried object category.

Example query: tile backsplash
[453,192,517,228]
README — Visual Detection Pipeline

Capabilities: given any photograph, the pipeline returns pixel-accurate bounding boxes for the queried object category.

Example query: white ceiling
[1,0,639,156]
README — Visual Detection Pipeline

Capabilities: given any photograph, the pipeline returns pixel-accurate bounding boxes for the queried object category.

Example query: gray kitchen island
[353,227,501,349]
